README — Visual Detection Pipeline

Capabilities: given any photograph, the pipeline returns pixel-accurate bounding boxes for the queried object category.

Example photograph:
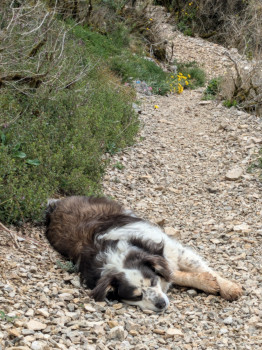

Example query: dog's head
[90,249,172,312]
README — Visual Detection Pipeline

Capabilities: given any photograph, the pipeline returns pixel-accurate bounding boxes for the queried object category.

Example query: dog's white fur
[97,221,212,310]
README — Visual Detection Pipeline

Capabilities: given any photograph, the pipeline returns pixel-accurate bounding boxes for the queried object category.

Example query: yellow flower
[146,28,149,30]
[154,105,159,109]
[171,75,174,78]
[178,83,184,94]
[185,81,189,85]
[188,74,191,78]
[149,18,153,21]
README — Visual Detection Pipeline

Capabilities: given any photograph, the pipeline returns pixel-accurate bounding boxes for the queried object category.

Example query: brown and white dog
[45,196,242,312]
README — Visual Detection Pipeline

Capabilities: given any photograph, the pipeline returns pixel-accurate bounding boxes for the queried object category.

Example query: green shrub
[223,99,238,108]
[0,8,139,225]
[203,77,222,100]
[0,72,138,224]
[56,260,77,273]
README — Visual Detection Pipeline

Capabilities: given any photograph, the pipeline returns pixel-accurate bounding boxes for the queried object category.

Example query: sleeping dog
[45,196,242,312]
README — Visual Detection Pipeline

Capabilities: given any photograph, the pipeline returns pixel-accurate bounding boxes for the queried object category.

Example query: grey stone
[223,316,233,325]
[108,326,126,341]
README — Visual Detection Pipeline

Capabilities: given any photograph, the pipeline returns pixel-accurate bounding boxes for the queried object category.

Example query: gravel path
[1,6,262,350]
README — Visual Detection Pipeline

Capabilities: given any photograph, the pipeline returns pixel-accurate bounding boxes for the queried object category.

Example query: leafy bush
[0,1,138,224]
[203,77,221,100]
[0,74,138,224]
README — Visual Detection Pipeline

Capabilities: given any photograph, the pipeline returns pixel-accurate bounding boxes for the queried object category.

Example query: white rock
[70,276,81,288]
[31,341,46,350]
[59,293,73,301]
[219,327,228,334]
[233,223,250,233]
[84,304,96,312]
[164,226,181,238]
[223,316,233,325]
[36,308,49,318]
[26,320,47,331]
[225,167,243,180]
[166,328,184,337]
[187,289,197,297]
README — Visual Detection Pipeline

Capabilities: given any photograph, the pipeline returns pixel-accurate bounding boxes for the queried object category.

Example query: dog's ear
[90,273,114,301]
[90,272,124,301]
[143,255,171,282]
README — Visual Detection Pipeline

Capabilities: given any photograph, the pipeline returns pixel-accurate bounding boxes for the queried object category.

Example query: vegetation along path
[1,5,262,350]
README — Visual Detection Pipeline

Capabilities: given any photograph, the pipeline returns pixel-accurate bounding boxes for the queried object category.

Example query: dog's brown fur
[45,196,142,263]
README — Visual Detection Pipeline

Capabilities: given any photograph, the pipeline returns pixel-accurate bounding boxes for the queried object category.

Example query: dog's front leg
[171,270,243,301]
[172,270,220,295]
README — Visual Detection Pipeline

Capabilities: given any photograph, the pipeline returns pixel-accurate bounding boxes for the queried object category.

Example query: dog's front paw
[197,272,220,294]
[219,281,243,301]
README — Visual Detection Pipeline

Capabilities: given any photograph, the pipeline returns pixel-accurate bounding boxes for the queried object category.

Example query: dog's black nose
[155,298,166,310]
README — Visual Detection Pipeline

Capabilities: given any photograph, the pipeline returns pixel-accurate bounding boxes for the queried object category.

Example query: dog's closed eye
[125,293,143,302]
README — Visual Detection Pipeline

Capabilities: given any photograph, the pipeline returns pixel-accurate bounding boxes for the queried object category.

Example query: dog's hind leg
[173,246,242,300]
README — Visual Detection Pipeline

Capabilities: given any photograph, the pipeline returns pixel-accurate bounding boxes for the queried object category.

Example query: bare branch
[22,11,50,36]
[0,221,20,249]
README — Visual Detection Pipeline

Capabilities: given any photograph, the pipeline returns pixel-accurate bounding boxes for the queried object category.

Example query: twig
[0,221,19,249]
[0,221,46,249]
[0,106,29,128]
[21,11,50,36]
[224,51,242,85]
